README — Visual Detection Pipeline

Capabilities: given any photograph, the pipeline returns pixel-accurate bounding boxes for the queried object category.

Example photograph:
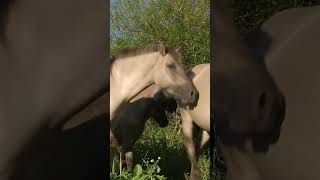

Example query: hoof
[121,160,132,172]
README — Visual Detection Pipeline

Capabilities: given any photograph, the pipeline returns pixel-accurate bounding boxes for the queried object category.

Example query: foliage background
[111,0,210,70]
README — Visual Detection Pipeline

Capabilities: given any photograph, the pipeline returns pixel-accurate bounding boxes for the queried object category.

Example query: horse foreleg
[122,145,133,172]
[200,130,210,152]
[181,109,201,180]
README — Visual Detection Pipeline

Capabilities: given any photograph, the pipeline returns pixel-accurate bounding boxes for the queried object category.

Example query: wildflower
[158,157,161,160]
[150,159,154,163]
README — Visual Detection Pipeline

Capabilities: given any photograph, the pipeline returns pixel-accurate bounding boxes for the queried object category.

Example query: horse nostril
[191,89,197,99]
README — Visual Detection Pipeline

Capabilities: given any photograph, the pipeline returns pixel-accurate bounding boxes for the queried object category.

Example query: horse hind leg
[124,151,133,172]
[181,109,202,180]
[122,145,133,172]
[193,126,209,178]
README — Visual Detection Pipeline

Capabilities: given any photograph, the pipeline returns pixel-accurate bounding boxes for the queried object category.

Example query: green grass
[110,113,211,180]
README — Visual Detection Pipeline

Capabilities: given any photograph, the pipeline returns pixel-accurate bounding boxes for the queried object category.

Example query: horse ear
[175,48,181,54]
[159,44,167,56]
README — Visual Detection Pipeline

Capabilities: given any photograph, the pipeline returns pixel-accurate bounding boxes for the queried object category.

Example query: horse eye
[166,64,176,70]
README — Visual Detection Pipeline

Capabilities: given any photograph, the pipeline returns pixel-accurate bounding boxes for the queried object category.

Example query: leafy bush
[111,0,210,70]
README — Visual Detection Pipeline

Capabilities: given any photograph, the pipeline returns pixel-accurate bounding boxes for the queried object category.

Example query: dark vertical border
[210,0,214,178]
[210,0,217,179]
[106,0,111,177]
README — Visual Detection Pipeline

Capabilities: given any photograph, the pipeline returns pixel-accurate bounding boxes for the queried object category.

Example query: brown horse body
[110,85,176,171]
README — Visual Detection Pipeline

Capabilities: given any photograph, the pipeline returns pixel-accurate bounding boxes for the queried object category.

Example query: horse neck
[111,52,159,99]
[110,52,159,119]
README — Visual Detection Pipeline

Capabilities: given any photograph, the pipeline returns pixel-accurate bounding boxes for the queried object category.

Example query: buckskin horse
[0,0,108,179]
[224,5,320,180]
[110,45,198,123]
[110,45,199,160]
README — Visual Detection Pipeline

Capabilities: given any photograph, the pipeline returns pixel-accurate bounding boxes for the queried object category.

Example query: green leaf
[133,164,143,176]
